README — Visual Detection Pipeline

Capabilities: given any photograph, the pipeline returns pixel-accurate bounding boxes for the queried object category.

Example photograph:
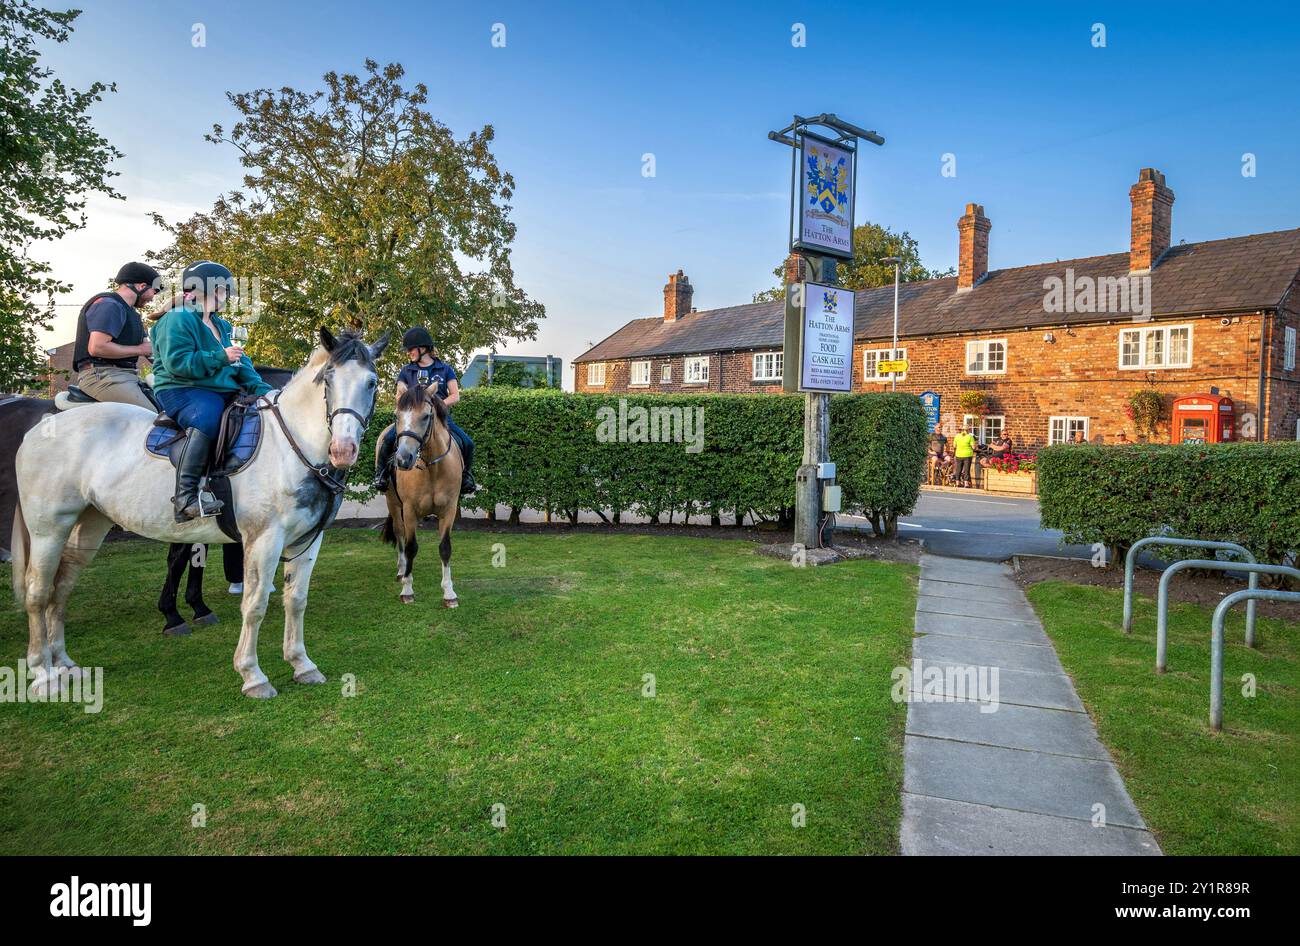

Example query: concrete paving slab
[913,632,1064,675]
[904,735,1147,829]
[919,565,1019,589]
[918,578,1027,605]
[914,610,1050,644]
[900,794,1161,856]
[904,663,1083,711]
[916,594,1040,624]
[906,699,1109,760]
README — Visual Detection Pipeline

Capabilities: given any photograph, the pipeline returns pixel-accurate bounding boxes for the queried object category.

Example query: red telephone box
[1172,393,1235,444]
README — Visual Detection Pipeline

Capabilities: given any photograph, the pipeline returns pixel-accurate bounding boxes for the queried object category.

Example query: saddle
[145,394,264,476]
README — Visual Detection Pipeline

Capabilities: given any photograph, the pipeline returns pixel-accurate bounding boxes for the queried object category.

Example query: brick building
[573,168,1300,448]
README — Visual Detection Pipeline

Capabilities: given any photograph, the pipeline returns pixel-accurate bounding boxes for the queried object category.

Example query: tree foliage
[753,221,953,302]
[0,1,121,391]
[147,60,542,374]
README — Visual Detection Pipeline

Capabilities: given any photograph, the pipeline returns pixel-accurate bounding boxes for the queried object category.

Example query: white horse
[10,328,389,699]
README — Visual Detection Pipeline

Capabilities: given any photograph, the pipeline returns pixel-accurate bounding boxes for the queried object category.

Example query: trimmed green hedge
[350,388,928,533]
[1037,442,1300,566]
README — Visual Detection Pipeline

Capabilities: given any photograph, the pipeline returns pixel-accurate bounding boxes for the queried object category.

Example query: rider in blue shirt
[372,326,476,495]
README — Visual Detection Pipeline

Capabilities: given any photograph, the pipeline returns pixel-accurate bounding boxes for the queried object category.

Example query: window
[863,347,907,382]
[963,414,1005,445]
[684,356,709,384]
[965,339,1007,375]
[586,362,606,386]
[1286,326,1296,372]
[630,361,650,386]
[661,363,672,382]
[1118,324,1192,369]
[752,351,783,381]
[1049,415,1090,445]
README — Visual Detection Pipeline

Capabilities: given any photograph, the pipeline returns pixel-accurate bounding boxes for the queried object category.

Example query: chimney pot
[1129,168,1174,273]
[957,203,991,291]
[664,270,693,322]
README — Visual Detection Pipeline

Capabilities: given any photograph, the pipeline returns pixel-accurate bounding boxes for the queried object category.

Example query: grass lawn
[1,530,914,855]
[1027,580,1299,856]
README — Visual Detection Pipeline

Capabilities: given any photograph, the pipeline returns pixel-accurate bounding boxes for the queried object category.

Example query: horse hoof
[294,669,327,685]
[442,598,458,609]
[164,622,192,637]
[192,613,219,626]
[243,682,278,699]
[400,594,415,604]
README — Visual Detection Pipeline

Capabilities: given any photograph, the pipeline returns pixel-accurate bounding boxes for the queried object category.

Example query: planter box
[984,469,1038,495]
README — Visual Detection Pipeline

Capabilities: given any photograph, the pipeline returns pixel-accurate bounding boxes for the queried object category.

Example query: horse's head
[392,380,448,471]
[315,327,390,468]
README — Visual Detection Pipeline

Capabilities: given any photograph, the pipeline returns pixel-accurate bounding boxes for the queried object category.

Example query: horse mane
[398,383,448,423]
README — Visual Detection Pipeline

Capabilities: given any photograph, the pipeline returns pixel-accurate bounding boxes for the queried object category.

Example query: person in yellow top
[953,426,977,488]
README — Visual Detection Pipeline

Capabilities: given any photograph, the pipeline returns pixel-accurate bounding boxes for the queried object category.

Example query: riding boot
[173,428,224,522]
[371,434,395,492]
[460,466,478,495]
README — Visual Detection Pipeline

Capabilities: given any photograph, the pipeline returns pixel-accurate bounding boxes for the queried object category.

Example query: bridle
[257,364,379,561]
[395,397,453,468]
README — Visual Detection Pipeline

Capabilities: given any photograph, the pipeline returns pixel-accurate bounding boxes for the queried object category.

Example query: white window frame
[1049,415,1090,445]
[863,347,907,383]
[586,362,606,387]
[963,414,1005,445]
[683,356,710,384]
[1118,323,1192,369]
[965,338,1007,376]
[1285,326,1296,372]
[661,362,672,383]
[629,360,651,386]
[752,351,783,381]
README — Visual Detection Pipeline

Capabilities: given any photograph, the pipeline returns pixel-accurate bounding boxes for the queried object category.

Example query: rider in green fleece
[150,261,271,521]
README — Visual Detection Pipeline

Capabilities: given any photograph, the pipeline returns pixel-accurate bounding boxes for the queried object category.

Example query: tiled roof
[574,228,1300,362]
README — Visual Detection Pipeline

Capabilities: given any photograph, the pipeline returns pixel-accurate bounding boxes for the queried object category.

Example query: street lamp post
[882,256,902,391]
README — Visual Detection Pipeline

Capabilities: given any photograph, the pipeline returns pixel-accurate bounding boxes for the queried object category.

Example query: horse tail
[10,496,29,607]
[379,513,396,547]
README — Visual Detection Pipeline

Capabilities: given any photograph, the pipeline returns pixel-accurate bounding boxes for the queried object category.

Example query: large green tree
[148,60,542,374]
[0,1,121,392]
[752,221,953,302]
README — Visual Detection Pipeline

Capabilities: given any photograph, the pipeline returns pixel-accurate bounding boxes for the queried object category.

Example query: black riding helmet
[114,261,161,287]
[402,326,434,352]
[182,260,235,299]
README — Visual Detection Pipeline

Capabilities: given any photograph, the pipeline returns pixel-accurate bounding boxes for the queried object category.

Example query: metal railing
[1123,536,1257,636]
[1210,589,1300,731]
[1156,560,1300,672]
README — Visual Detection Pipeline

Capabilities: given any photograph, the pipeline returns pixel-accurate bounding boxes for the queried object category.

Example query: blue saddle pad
[146,405,263,474]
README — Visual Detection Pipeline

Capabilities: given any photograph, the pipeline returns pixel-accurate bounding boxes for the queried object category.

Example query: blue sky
[39,0,1300,383]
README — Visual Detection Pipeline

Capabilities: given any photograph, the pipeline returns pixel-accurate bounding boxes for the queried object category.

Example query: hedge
[1037,442,1300,567]
[349,388,928,534]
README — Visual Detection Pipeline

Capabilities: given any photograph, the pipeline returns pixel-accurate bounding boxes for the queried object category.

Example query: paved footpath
[900,553,1162,855]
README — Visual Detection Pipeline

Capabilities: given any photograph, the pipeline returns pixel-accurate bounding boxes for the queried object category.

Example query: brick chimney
[1129,168,1174,273]
[783,253,808,286]
[957,203,991,291]
[664,270,693,322]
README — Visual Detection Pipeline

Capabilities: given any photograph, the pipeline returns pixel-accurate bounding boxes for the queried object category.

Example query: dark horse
[1,365,294,634]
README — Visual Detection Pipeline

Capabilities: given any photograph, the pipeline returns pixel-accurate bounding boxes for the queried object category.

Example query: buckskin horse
[378,380,462,607]
[11,329,389,699]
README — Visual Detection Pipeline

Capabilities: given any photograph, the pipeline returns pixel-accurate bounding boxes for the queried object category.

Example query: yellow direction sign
[878,359,909,374]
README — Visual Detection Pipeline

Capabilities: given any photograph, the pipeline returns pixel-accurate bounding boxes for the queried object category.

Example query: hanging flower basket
[958,391,989,416]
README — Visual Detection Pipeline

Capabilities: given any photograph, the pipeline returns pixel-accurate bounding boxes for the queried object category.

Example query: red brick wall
[856,314,1264,449]
[575,350,784,395]
[574,312,1296,446]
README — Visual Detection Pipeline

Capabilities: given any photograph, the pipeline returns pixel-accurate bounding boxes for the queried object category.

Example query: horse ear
[370,331,391,361]
[395,379,408,402]
[319,327,338,352]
